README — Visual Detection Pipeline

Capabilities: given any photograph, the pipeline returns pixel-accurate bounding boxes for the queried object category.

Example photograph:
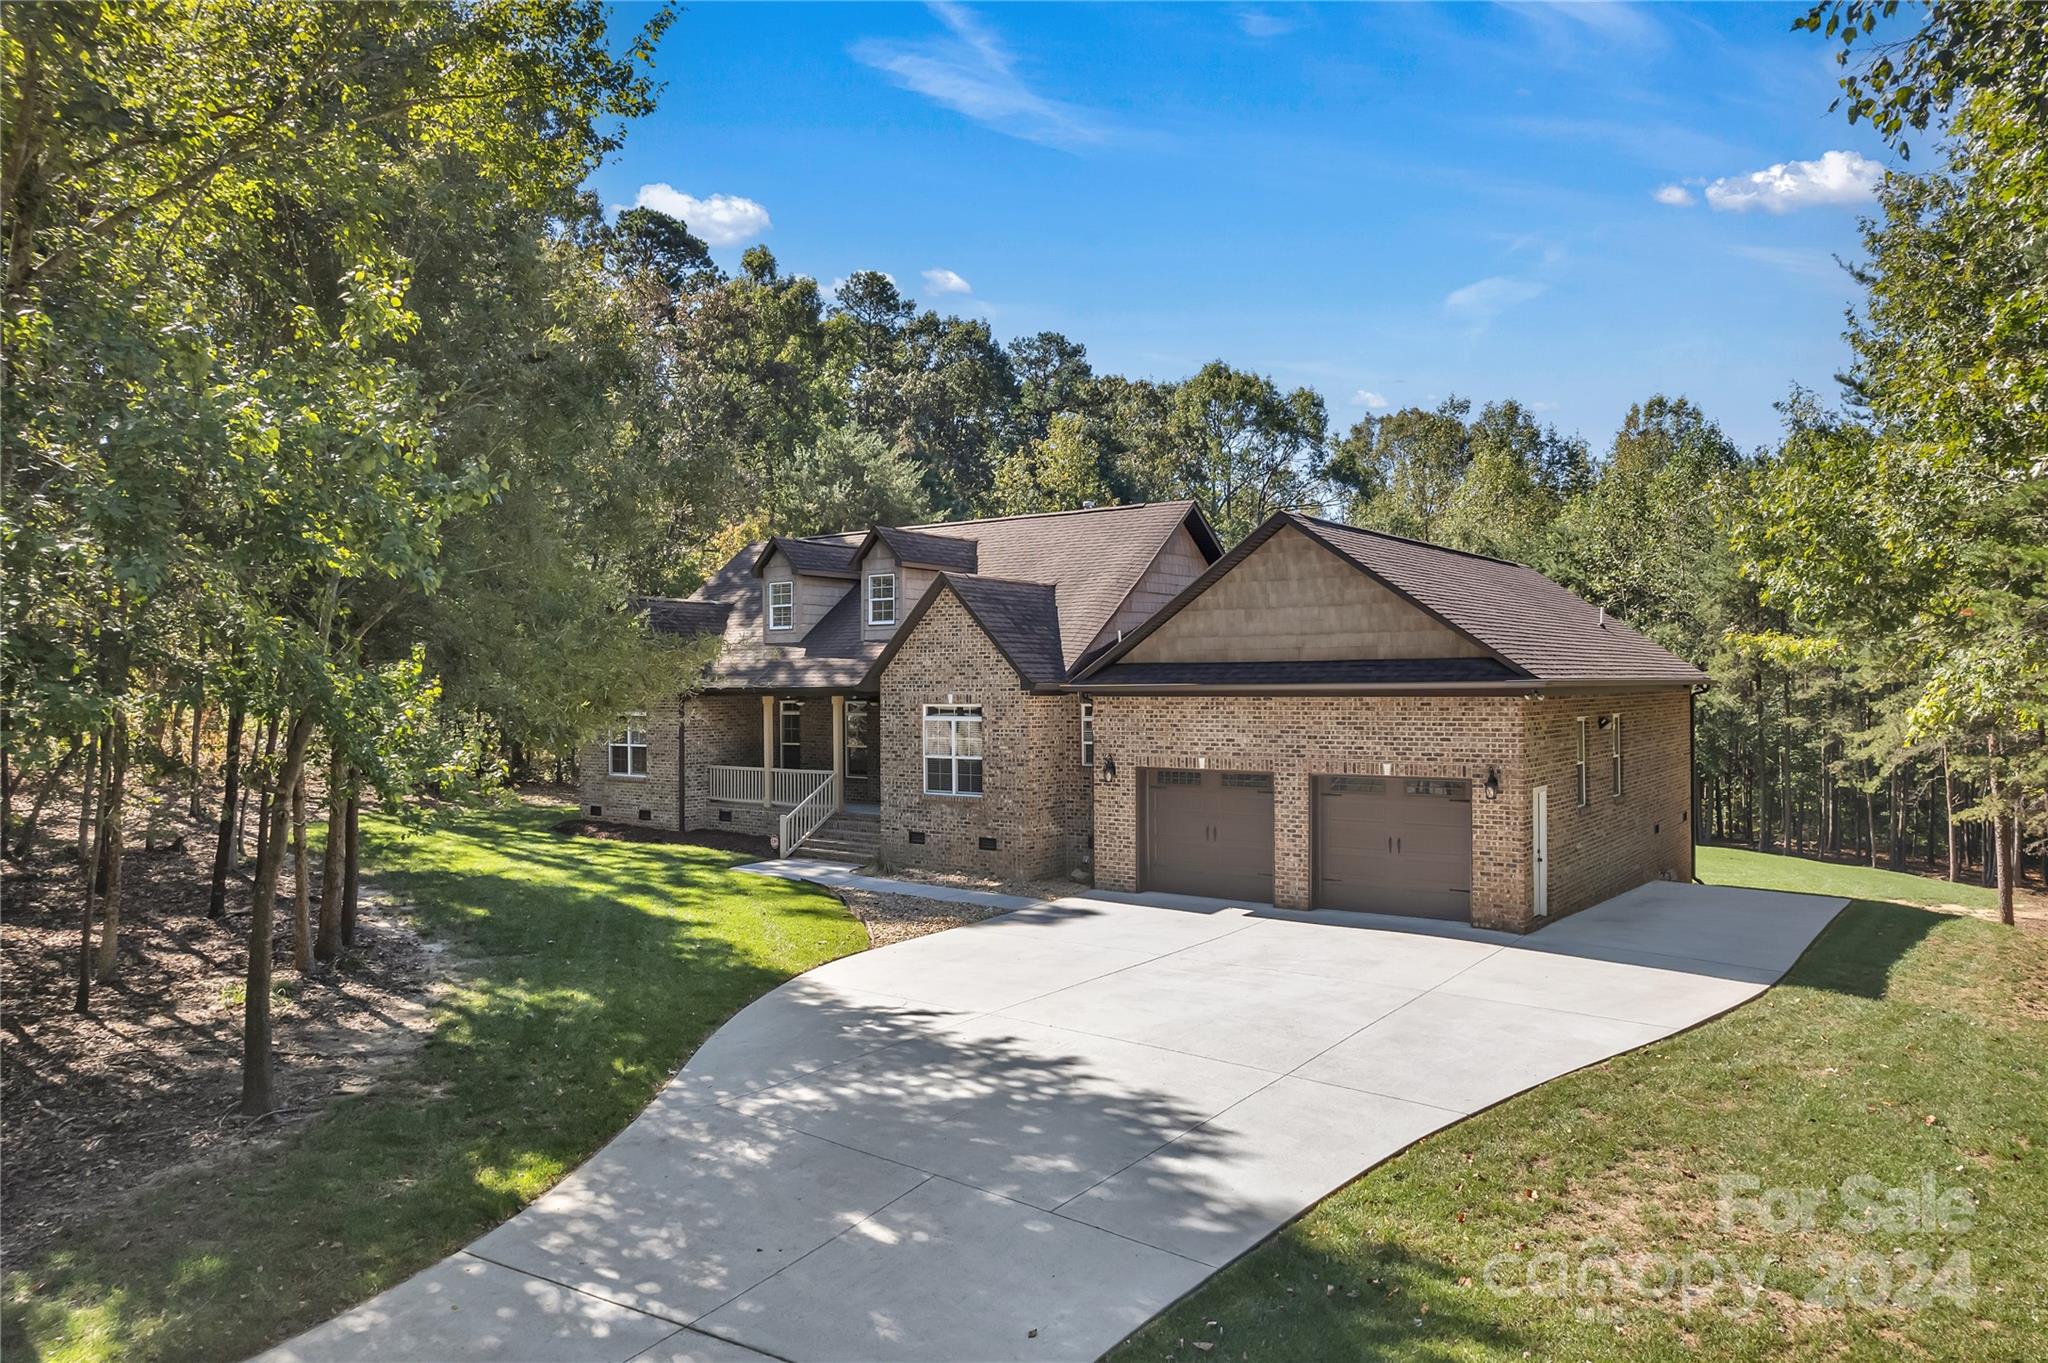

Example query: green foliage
[1,800,866,1363]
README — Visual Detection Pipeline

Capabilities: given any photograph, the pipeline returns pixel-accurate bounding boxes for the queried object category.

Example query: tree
[774,427,935,537]
[1153,362,1328,542]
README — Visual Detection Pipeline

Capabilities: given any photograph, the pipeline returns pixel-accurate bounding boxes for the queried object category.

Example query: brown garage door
[1142,769,1274,903]
[1314,776,1473,919]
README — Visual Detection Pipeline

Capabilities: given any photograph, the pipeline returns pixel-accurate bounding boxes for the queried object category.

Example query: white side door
[1531,785,1550,918]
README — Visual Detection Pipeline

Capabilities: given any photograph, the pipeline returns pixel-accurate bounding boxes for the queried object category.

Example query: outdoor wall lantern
[1100,754,1116,780]
[1484,767,1501,800]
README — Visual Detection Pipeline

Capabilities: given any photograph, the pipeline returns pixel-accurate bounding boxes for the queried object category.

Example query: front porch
[690,693,881,856]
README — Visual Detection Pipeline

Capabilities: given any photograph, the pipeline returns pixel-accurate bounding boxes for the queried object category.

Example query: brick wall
[680,694,775,840]
[1523,689,1694,919]
[1090,694,1529,925]
[876,590,1081,880]
[578,697,682,831]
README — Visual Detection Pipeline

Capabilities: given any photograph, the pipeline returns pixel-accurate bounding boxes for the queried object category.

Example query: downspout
[1689,685,1700,883]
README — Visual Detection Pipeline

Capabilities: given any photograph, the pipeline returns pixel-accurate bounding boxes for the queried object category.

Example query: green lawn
[1111,847,2048,1363]
[3,800,867,1363]
[1698,843,2002,910]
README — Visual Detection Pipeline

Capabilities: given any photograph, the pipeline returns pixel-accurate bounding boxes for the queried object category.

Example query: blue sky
[588,2,1895,454]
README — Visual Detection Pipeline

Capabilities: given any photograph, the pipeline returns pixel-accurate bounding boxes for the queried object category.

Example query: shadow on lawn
[2,803,865,1363]
[1782,898,1947,1000]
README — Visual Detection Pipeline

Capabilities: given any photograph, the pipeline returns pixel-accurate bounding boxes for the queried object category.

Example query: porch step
[794,811,880,865]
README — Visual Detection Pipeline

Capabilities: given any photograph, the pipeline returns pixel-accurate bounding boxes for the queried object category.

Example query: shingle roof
[1289,515,1706,684]
[673,501,1217,692]
[1082,658,1523,690]
[872,525,978,573]
[635,597,730,637]
[1074,512,1706,689]
[752,533,863,578]
[938,575,1065,686]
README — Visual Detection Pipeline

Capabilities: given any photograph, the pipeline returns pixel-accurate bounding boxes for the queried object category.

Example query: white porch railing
[708,765,766,805]
[779,773,839,855]
[707,765,836,807]
[771,767,835,806]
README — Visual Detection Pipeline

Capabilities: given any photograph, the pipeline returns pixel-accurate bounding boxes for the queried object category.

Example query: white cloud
[1703,150,1883,214]
[1351,389,1390,410]
[921,267,972,295]
[1236,7,1296,39]
[631,185,771,245]
[1443,275,1548,322]
[1652,183,1696,207]
[851,3,1111,149]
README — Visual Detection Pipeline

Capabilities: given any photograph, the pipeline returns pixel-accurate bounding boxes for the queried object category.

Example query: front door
[844,700,874,803]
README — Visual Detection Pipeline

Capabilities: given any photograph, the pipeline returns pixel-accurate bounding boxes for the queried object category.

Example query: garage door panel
[1314,776,1474,921]
[1144,770,1274,903]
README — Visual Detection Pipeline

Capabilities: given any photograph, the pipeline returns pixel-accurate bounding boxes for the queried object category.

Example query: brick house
[579,502,1705,931]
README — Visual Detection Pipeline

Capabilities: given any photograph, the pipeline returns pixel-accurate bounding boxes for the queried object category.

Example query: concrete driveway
[258,878,1846,1363]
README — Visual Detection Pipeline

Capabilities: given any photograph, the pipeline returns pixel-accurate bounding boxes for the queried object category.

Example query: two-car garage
[1140,767,1474,921]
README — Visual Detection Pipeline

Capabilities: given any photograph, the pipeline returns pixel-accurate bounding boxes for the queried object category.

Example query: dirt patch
[1,793,439,1269]
[834,887,1009,947]
[550,818,773,858]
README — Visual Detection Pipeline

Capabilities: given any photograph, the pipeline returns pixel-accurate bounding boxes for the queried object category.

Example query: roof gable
[864,573,1065,689]
[1078,512,1707,688]
[1120,523,1494,667]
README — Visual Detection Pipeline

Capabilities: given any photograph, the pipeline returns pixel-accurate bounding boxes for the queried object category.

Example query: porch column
[760,695,775,807]
[831,694,847,811]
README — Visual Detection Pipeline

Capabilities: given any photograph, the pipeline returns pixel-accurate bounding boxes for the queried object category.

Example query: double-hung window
[1610,713,1624,797]
[1079,697,1095,767]
[609,713,648,778]
[922,704,983,796]
[780,698,803,769]
[766,580,793,631]
[1574,718,1589,808]
[867,573,896,626]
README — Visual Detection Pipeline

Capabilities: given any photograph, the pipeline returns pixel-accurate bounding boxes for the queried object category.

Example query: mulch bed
[550,818,773,858]
[1,793,438,1269]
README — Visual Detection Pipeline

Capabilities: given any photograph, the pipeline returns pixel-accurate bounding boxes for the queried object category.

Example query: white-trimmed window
[609,713,648,778]
[922,704,984,796]
[780,698,803,769]
[867,573,896,625]
[766,580,793,631]
[1610,713,1624,797]
[1574,717,1589,808]
[1079,697,1095,767]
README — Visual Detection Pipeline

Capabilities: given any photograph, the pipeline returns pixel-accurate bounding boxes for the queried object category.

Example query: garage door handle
[1397,836,1403,853]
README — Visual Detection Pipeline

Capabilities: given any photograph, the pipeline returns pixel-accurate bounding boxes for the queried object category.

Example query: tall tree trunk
[74,728,109,1014]
[1940,744,1958,881]
[251,716,278,879]
[341,785,361,947]
[207,701,245,918]
[1988,732,2014,927]
[241,711,315,1116]
[9,739,76,858]
[75,735,98,865]
[187,684,204,820]
[290,770,312,971]
[93,715,129,981]
[316,752,346,963]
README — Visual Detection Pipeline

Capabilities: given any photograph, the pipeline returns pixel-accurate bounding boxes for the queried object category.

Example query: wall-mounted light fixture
[1101,755,1116,780]
[1597,715,1613,730]
[1483,767,1501,800]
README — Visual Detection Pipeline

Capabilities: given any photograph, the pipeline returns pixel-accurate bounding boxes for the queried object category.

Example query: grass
[1698,843,2003,910]
[1111,846,2048,1363]
[3,799,867,1363]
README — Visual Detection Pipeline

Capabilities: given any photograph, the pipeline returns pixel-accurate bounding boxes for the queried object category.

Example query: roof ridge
[903,499,1193,533]
[1291,512,1535,571]
[942,571,1056,590]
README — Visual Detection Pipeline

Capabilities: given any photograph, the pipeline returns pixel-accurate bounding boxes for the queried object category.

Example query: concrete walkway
[257,879,1847,1363]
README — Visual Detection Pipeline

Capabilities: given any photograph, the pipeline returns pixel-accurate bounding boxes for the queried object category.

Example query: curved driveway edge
[256,879,1847,1363]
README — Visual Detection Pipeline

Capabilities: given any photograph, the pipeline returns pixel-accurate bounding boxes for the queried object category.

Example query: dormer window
[867,573,896,626]
[767,580,793,631]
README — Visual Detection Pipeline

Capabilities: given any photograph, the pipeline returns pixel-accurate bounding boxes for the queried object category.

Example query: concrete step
[800,837,877,857]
